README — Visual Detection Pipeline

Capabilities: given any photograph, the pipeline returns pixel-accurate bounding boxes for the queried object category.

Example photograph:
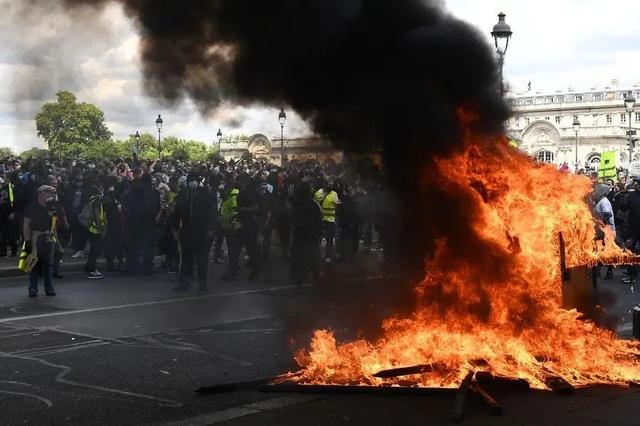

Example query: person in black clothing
[103,181,124,272]
[23,185,59,297]
[0,174,17,257]
[223,174,260,281]
[173,172,217,292]
[124,174,160,275]
[290,182,323,287]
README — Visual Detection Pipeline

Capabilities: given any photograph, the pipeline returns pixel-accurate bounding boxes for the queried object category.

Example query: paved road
[0,261,639,425]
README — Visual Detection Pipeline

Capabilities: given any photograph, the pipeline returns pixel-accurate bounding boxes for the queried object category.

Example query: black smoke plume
[63,0,510,284]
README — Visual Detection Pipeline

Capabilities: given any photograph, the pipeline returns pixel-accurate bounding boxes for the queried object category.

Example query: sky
[2,0,640,152]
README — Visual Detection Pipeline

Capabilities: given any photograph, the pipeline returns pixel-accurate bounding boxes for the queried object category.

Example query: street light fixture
[491,12,512,96]
[278,108,287,165]
[216,128,223,155]
[134,131,140,158]
[573,116,581,172]
[626,91,636,162]
[155,114,163,160]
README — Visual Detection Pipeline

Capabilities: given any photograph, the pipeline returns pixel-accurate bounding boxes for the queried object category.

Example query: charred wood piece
[259,383,457,396]
[470,380,502,416]
[372,363,447,379]
[474,371,530,391]
[544,376,575,395]
[451,371,475,423]
[196,377,276,394]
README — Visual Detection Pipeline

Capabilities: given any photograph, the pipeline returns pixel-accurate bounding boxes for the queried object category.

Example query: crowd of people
[592,169,640,282]
[0,155,383,297]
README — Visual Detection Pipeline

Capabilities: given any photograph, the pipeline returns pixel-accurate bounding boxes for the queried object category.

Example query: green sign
[598,151,617,180]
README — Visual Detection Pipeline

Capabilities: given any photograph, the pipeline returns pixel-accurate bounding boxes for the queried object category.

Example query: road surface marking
[0,389,53,407]
[0,284,303,324]
[0,351,183,407]
[161,395,322,425]
[10,339,104,355]
[25,342,111,357]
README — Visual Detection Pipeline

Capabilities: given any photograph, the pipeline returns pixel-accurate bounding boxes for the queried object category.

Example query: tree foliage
[35,91,112,156]
[0,147,15,159]
[19,148,51,161]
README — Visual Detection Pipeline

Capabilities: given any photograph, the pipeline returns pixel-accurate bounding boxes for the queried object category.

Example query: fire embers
[290,128,640,390]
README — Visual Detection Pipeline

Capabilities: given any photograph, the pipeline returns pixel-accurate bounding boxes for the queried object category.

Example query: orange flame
[289,113,640,389]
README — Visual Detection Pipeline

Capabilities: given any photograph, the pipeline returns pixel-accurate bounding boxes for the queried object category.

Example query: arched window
[586,152,601,166]
[536,150,554,163]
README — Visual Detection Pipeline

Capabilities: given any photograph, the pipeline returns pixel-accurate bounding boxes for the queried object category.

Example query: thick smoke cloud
[62,0,509,283]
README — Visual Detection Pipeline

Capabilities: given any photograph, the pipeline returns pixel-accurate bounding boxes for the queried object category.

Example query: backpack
[78,202,94,228]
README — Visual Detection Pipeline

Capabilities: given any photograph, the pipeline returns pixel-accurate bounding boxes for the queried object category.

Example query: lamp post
[216,128,223,155]
[573,116,581,172]
[626,91,636,162]
[278,108,287,165]
[155,114,163,160]
[134,131,140,158]
[491,12,513,96]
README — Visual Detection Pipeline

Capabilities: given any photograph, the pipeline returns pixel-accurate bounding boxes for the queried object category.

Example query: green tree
[35,91,112,156]
[0,147,15,159]
[19,147,50,161]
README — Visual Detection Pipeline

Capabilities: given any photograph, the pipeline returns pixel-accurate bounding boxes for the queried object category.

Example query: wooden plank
[470,380,502,416]
[474,371,530,391]
[544,376,575,395]
[451,371,475,422]
[372,363,446,379]
[259,383,457,396]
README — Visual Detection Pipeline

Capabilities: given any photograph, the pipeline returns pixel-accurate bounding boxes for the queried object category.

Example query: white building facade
[507,81,640,169]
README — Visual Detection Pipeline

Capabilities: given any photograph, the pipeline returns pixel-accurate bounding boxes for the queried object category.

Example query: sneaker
[214,258,224,264]
[28,292,37,298]
[167,269,177,274]
[53,273,64,279]
[45,290,56,296]
[71,250,85,259]
[88,271,104,280]
[621,277,635,284]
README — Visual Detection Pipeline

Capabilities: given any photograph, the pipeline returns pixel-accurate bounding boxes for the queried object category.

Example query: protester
[23,185,59,297]
[173,172,217,292]
[314,180,340,262]
[0,153,388,296]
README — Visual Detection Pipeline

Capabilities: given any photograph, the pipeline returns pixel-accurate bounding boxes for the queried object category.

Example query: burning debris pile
[55,0,640,390]
[288,121,640,390]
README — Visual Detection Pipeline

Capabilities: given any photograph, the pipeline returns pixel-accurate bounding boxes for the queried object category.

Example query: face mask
[188,181,199,190]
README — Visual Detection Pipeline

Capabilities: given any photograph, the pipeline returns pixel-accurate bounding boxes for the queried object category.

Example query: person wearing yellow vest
[85,186,107,280]
[0,177,17,257]
[23,185,58,297]
[314,181,340,262]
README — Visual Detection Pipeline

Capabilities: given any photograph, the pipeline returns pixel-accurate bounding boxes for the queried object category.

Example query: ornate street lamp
[216,128,223,155]
[134,131,140,157]
[155,114,163,160]
[626,91,636,162]
[278,108,287,165]
[491,12,513,96]
[573,116,581,171]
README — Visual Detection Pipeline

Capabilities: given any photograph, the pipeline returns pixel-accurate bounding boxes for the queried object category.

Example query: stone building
[220,133,343,165]
[507,80,640,169]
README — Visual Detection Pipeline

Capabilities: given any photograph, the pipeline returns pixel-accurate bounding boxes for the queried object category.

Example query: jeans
[226,228,259,277]
[29,258,54,295]
[179,235,212,288]
[126,234,154,274]
[323,221,336,260]
[85,232,103,273]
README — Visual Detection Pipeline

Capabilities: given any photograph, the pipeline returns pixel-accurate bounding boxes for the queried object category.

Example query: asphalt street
[0,259,639,425]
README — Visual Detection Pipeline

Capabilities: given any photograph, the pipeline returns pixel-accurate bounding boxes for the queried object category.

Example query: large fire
[287,115,640,390]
